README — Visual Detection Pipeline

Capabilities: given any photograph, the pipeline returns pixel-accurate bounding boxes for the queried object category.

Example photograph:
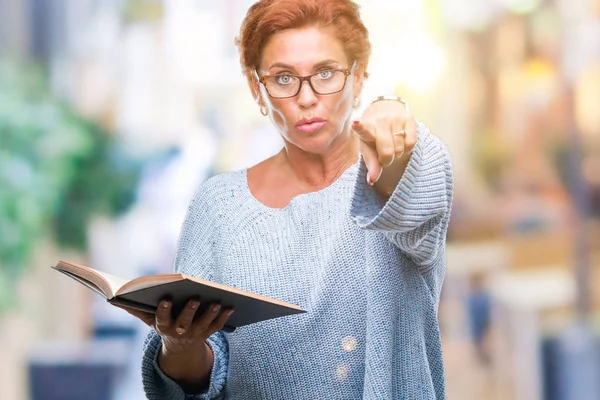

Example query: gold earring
[260,106,268,116]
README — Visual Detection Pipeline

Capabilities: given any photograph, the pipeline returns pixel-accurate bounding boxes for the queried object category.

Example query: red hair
[235,0,371,96]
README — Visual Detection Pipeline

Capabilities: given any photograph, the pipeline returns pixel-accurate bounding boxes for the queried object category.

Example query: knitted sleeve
[140,178,230,399]
[350,121,454,273]
[141,330,229,399]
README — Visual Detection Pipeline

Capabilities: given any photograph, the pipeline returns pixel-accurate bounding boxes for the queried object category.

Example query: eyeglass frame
[255,61,356,99]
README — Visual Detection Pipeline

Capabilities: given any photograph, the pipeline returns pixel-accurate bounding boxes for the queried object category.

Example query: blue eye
[317,71,334,80]
[275,75,294,85]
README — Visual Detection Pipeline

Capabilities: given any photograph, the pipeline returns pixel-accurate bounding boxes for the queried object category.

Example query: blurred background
[0,0,599,399]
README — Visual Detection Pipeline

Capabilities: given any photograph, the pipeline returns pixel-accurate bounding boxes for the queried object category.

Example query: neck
[278,132,359,190]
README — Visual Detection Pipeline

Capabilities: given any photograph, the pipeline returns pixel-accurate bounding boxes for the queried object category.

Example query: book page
[116,274,185,296]
[56,269,107,298]
[93,269,131,296]
[54,261,130,298]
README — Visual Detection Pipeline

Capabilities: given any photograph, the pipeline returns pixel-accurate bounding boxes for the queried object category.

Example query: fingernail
[161,301,169,308]
[353,120,359,125]
[212,304,221,313]
[175,327,186,335]
[366,173,374,186]
[375,168,384,182]
[190,301,199,309]
[226,310,235,316]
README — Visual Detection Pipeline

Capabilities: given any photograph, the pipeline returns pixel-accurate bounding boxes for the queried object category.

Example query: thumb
[114,304,155,327]
[360,142,382,185]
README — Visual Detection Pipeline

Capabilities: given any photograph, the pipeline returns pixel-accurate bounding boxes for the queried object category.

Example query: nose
[297,80,317,109]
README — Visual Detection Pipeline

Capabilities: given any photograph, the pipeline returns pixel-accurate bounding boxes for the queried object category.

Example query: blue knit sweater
[141,122,453,399]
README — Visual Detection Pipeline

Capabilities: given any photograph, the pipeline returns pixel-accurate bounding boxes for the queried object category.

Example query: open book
[52,260,305,332]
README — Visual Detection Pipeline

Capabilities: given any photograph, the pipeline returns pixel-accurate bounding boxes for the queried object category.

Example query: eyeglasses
[256,63,354,99]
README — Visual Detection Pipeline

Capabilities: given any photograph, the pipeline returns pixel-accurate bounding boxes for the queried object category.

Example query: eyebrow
[267,59,341,72]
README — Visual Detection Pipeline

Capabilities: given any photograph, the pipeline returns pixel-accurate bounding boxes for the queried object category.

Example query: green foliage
[51,114,140,250]
[0,62,140,312]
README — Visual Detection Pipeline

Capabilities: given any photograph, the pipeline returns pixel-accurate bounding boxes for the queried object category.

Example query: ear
[255,93,266,110]
[250,72,266,108]
[352,62,366,99]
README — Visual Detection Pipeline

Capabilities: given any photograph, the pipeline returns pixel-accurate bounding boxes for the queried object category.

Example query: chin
[290,129,342,154]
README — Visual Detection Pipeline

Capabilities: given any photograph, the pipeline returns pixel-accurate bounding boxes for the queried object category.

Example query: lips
[296,117,326,133]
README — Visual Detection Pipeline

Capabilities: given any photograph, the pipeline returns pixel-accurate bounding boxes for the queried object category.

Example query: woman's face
[256,26,364,155]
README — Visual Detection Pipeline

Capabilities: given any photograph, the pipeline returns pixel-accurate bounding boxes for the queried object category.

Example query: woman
[124,0,453,398]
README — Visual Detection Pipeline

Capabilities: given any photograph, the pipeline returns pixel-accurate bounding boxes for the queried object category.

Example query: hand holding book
[116,298,234,391]
[116,297,234,342]
[51,260,305,333]
[52,260,305,392]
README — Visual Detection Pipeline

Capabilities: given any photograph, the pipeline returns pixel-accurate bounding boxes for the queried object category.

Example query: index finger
[352,120,376,143]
